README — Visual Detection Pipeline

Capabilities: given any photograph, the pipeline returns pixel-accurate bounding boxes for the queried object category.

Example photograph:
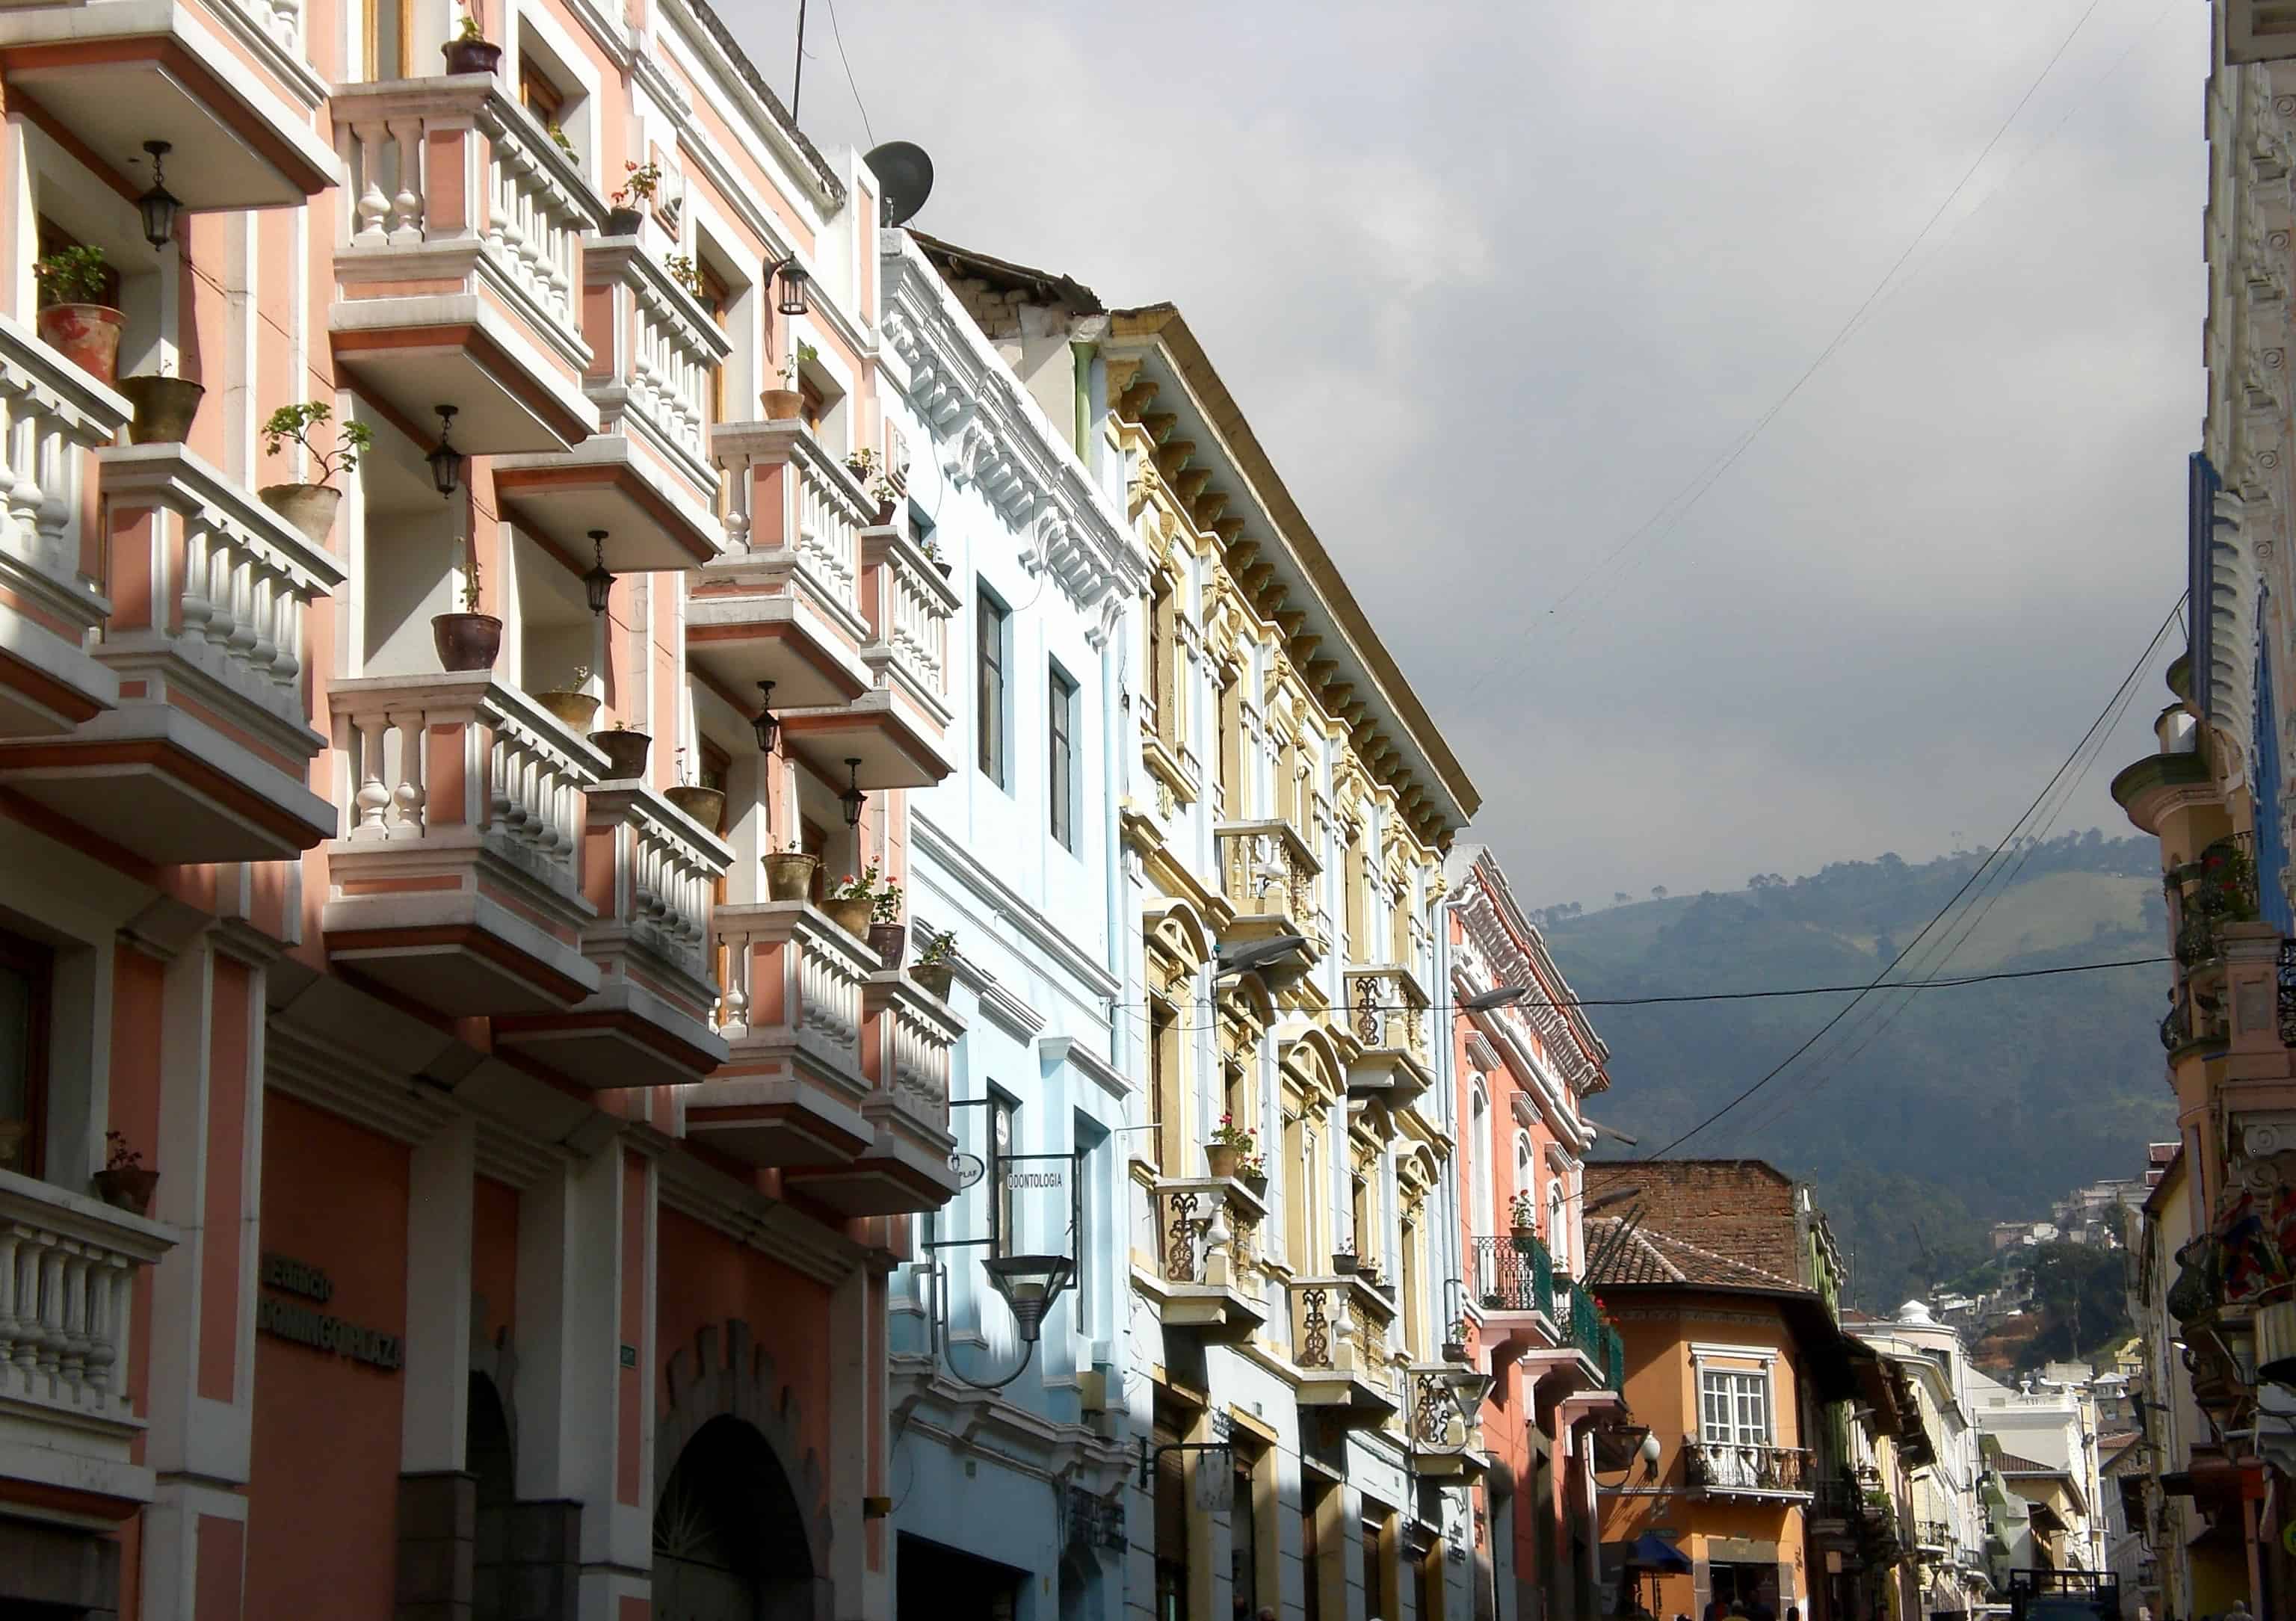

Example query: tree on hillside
[1651,886,1667,900]
[1614,892,1631,906]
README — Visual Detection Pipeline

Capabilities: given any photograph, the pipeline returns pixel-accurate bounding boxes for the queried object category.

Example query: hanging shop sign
[256,1252,403,1373]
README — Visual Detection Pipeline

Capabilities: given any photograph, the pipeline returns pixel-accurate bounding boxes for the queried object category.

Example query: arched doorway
[467,1374,516,1621]
[653,1415,818,1621]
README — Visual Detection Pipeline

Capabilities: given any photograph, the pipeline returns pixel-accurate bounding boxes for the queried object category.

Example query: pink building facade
[1442,845,1622,1621]
[0,0,966,1614]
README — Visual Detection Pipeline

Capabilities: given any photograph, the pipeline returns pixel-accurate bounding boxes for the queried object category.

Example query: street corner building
[1581,1161,1865,1620]
[0,0,1652,1612]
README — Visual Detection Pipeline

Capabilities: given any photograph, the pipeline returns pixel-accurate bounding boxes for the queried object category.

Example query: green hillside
[1546,833,2172,1310]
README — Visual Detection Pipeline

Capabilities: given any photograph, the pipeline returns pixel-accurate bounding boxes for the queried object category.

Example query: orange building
[1586,1161,1860,1620]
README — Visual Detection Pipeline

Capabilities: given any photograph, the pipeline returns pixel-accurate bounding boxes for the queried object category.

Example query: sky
[735,0,2206,907]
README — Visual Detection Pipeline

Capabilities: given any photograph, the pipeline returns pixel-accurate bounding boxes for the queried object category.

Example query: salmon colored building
[1586,1161,1860,1621]
[1441,845,1629,1621]
[0,0,967,1614]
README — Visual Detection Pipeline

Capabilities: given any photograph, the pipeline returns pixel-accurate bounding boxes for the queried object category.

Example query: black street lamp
[138,141,180,251]
[750,681,778,754]
[981,1254,1075,1344]
[428,406,466,498]
[583,531,613,616]
[775,258,811,316]
[839,756,865,828]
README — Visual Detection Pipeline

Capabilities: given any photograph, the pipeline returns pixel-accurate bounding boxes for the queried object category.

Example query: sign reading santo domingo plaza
[256,1252,404,1372]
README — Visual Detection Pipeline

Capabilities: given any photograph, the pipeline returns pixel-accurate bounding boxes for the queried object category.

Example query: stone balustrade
[712,901,875,1076]
[0,1169,173,1427]
[0,311,129,656]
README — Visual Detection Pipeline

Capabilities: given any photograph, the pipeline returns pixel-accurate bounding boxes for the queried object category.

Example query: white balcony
[330,78,604,452]
[493,236,729,572]
[785,971,963,1216]
[494,781,731,1088]
[323,672,605,1015]
[1290,1273,1400,1427]
[0,0,335,212]
[0,312,128,740]
[0,1169,175,1508]
[689,901,880,1168]
[0,443,344,864]
[1343,963,1434,1102]
[1216,819,1327,967]
[1138,1175,1268,1342]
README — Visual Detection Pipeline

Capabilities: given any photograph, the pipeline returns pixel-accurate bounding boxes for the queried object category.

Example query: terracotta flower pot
[762,388,804,422]
[120,375,206,444]
[763,851,820,901]
[589,729,652,779]
[602,206,644,236]
[824,895,872,938]
[37,303,125,386]
[664,785,724,830]
[913,962,954,1001]
[433,612,502,672]
[1206,1143,1243,1181]
[534,690,600,732]
[260,483,344,544]
[442,37,503,74]
[875,499,898,525]
[868,921,905,969]
[94,1164,159,1215]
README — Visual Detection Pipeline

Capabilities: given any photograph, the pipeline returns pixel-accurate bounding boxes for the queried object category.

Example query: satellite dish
[865,141,935,229]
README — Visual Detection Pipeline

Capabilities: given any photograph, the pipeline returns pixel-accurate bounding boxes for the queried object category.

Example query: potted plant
[762,342,815,422]
[589,720,652,779]
[868,877,905,968]
[664,756,724,830]
[1333,1242,1359,1277]
[0,1117,26,1170]
[93,1131,158,1215]
[605,160,661,235]
[442,7,502,75]
[912,929,956,1001]
[824,865,878,939]
[259,401,371,543]
[845,445,879,487]
[1510,1191,1540,1253]
[433,535,502,670]
[120,358,205,445]
[764,839,819,903]
[917,534,951,578]
[548,123,576,161]
[534,664,599,731]
[35,245,125,386]
[1442,1318,1472,1363]
[1205,1113,1255,1181]
[1238,1153,1268,1199]
[871,474,902,528]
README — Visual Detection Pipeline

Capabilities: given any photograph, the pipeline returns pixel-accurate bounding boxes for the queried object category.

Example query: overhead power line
[1586,591,2188,1187]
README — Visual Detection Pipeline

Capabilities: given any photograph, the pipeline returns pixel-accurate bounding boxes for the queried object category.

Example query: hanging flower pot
[432,612,502,672]
[588,728,652,779]
[764,850,819,902]
[120,375,206,444]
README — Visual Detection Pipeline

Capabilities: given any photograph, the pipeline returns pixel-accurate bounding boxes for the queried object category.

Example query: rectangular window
[1699,1367,1772,1445]
[978,590,1008,788]
[368,0,407,79]
[1147,998,1176,1173]
[519,58,567,123]
[1049,662,1076,850]
[0,931,52,1179]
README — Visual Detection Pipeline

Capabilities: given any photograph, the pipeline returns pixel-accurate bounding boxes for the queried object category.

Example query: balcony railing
[1216,818,1327,954]
[1916,1519,1951,1551]
[1151,1176,1265,1288]
[860,526,955,708]
[1472,1233,1555,1318]
[0,311,123,668]
[1289,1276,1395,1389]
[1346,965,1432,1067]
[586,238,723,479]
[334,674,602,904]
[719,422,872,620]
[0,1169,174,1430]
[1682,1438,1813,1496]
[712,902,871,1065]
[336,81,598,345]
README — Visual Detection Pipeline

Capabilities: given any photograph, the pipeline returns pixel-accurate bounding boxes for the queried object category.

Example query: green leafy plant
[827,863,880,904]
[871,877,904,924]
[1210,1113,1256,1152]
[1508,1191,1537,1231]
[845,447,879,480]
[917,929,956,966]
[456,10,485,40]
[459,533,484,612]
[615,159,662,207]
[663,253,706,298]
[35,245,110,307]
[775,342,817,389]
[262,402,374,486]
[548,123,575,158]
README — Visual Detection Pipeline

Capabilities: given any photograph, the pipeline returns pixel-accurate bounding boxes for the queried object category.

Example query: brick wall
[1626,1159,1805,1283]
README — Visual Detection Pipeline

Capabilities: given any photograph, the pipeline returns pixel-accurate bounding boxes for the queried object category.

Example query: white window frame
[1691,1343,1781,1460]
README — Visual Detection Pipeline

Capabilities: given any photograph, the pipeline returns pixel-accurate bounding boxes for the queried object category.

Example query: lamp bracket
[1138,1436,1233,1489]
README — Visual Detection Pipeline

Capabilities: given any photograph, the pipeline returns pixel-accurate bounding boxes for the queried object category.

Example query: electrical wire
[821,0,876,150]
[1460,0,2114,695]
[1584,591,2188,1185]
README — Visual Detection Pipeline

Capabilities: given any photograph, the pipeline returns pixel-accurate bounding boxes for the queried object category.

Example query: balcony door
[1698,1360,1775,1488]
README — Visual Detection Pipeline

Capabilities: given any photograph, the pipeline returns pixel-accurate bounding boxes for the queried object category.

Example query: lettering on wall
[256,1252,403,1374]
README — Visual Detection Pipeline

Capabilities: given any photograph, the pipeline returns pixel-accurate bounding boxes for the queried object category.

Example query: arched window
[1513,1133,1534,1229]
[1549,1177,1570,1275]
[1469,1081,1494,1241]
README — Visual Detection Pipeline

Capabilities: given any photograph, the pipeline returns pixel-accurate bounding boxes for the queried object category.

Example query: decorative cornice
[911,814,1123,1001]
[1040,1034,1133,1101]
[880,233,1141,643]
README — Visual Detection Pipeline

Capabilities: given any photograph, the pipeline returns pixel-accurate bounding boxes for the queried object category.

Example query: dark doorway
[1709,1561,1782,1617]
[654,1415,818,1621]
[896,1533,1025,1621]
[468,1374,516,1621]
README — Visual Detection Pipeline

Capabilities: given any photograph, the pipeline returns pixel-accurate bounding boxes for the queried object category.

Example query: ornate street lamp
[981,1254,1075,1344]
[750,681,778,754]
[775,258,811,316]
[583,531,613,617]
[427,406,466,498]
[1443,1365,1494,1429]
[839,756,865,828]
[138,141,180,251]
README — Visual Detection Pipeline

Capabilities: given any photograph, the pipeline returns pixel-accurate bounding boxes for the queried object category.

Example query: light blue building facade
[877,230,1146,1621]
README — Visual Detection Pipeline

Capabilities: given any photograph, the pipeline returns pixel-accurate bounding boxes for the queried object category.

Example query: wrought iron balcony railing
[1682,1438,1812,1496]
[1470,1232,1555,1318]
